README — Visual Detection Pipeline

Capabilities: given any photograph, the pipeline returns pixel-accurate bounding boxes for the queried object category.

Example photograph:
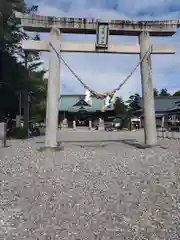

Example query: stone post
[23,52,29,137]
[73,120,76,130]
[139,117,142,129]
[45,28,61,148]
[98,118,104,131]
[89,120,92,130]
[139,31,157,146]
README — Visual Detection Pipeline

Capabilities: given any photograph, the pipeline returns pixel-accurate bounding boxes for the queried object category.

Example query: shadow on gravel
[36,139,168,149]
[0,144,11,148]
[36,139,155,149]
[36,139,137,144]
[74,144,108,148]
[120,139,155,149]
[119,139,169,149]
[38,142,64,152]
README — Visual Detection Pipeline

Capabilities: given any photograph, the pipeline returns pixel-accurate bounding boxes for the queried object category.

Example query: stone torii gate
[17,15,179,148]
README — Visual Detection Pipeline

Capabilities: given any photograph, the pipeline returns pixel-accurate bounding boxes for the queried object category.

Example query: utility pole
[23,51,29,137]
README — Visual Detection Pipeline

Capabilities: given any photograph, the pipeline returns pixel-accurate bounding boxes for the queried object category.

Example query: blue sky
[26,0,180,100]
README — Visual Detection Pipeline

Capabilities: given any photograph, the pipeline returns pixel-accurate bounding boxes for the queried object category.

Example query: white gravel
[0,130,180,239]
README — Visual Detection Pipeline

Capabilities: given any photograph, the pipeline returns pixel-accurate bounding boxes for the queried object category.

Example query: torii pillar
[139,31,157,146]
[45,28,61,148]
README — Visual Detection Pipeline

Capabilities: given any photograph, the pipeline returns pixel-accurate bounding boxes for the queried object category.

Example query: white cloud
[28,0,180,100]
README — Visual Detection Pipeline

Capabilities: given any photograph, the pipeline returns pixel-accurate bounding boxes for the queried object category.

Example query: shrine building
[58,94,115,127]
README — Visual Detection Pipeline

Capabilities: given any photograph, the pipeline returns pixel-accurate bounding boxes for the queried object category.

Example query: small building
[137,96,180,127]
[58,94,115,127]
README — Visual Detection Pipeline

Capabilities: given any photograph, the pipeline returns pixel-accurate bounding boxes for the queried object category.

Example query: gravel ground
[0,130,180,239]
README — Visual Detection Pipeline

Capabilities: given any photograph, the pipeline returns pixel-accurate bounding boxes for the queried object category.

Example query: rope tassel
[49,39,152,100]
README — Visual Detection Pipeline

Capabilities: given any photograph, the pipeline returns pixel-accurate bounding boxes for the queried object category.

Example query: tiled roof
[138,96,180,112]
[167,106,180,112]
[59,95,105,111]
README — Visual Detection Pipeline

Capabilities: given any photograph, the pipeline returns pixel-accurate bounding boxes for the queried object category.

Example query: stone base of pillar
[39,142,64,152]
[39,146,64,152]
[140,143,159,149]
[123,139,158,149]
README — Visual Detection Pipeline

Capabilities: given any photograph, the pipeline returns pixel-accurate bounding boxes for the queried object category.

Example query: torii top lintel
[19,14,180,36]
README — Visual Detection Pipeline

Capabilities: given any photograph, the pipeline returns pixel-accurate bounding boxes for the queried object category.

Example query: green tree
[1,0,38,55]
[153,88,159,97]
[29,73,47,122]
[0,0,46,127]
[159,88,171,97]
[114,97,127,116]
[18,33,44,133]
[126,93,141,112]
[173,91,180,96]
[0,53,24,117]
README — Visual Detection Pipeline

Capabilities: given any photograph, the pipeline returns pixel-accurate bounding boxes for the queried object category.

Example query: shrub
[11,127,28,139]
